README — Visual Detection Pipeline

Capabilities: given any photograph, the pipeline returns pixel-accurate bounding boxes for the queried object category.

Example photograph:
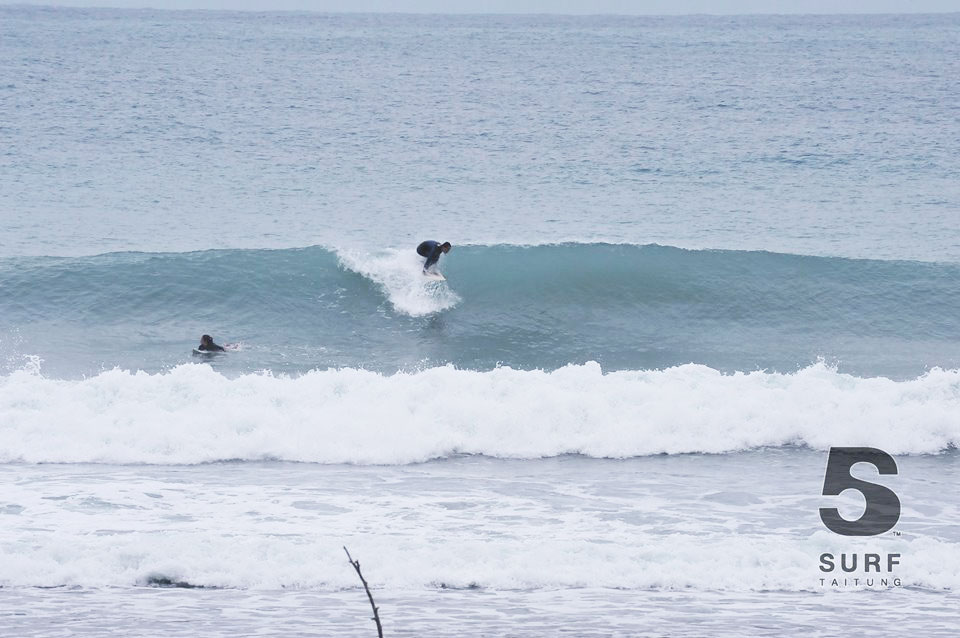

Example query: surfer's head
[200,334,214,347]
[440,242,452,253]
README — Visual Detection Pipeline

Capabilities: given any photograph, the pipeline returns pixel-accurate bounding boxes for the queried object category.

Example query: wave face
[1,244,958,379]
[1,362,958,465]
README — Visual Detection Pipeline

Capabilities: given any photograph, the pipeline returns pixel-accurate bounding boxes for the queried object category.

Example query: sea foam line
[1,362,958,465]
[1,528,955,591]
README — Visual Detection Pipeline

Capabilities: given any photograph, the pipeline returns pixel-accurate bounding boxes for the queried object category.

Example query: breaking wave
[1,361,958,465]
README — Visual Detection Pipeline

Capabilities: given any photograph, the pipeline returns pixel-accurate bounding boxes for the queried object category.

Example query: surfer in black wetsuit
[198,334,226,352]
[416,240,451,273]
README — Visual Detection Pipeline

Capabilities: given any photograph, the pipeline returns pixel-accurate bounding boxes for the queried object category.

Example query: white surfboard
[423,270,446,281]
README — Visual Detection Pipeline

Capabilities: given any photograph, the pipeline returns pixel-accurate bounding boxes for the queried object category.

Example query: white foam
[0,362,958,465]
[336,248,460,316]
[0,531,960,591]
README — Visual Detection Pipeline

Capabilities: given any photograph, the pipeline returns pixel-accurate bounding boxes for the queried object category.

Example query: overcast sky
[2,1,959,14]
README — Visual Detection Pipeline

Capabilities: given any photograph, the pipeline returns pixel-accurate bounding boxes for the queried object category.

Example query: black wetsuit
[417,240,444,270]
[198,342,226,352]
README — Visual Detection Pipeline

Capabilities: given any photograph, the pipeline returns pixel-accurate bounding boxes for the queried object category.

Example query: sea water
[1,7,959,636]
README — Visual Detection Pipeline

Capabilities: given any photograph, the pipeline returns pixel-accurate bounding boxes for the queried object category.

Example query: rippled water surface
[2,7,959,636]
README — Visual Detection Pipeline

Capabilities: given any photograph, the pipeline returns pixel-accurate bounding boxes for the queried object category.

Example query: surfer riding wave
[416,240,451,275]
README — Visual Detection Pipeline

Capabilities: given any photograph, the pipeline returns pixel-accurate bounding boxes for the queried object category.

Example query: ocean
[1,6,959,637]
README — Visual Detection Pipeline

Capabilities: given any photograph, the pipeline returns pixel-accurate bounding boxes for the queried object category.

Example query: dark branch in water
[344,546,384,638]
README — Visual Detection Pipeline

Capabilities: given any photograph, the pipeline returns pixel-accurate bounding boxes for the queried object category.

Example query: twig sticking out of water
[344,546,384,638]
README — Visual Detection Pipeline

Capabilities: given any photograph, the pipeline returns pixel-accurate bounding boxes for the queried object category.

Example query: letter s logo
[819,447,900,536]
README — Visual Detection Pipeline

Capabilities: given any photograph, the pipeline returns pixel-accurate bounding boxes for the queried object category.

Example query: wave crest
[336,248,460,316]
[1,362,958,465]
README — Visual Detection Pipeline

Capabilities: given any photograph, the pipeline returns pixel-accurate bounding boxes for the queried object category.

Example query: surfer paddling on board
[416,240,451,276]
[197,334,226,352]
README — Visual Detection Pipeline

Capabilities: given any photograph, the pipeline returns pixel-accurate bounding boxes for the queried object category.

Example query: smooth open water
[1,6,959,637]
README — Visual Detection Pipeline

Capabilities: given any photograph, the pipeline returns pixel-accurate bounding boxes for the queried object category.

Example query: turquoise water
[1,244,958,378]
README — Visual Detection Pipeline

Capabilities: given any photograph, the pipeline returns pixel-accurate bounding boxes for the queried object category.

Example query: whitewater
[2,362,959,465]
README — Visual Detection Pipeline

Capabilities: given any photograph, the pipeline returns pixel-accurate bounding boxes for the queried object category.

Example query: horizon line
[3,3,959,17]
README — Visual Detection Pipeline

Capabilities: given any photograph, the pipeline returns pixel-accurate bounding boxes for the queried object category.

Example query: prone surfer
[416,240,451,274]
[197,334,226,352]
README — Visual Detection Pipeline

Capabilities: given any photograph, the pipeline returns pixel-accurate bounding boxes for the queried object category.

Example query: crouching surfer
[416,240,451,275]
